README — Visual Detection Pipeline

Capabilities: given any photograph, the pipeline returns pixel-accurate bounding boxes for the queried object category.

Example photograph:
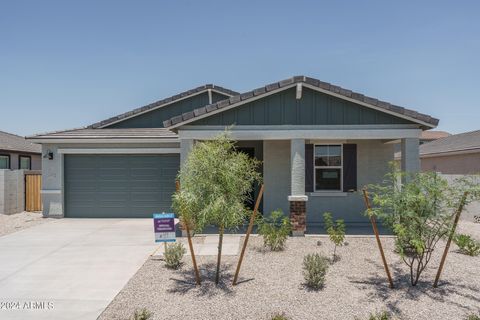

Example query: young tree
[323,212,346,262]
[173,132,261,284]
[367,166,480,286]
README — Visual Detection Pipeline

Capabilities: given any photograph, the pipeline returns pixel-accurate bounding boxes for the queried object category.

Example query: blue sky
[1,0,479,136]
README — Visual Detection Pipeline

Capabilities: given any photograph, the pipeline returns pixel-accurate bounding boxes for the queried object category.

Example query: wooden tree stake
[232,184,265,286]
[176,180,201,285]
[433,191,468,288]
[362,188,394,289]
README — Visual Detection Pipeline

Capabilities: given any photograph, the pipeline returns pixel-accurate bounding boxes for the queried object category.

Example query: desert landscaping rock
[99,221,479,320]
[0,211,52,237]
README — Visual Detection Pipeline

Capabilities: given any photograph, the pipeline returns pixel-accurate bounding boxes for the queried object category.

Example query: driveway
[0,219,157,320]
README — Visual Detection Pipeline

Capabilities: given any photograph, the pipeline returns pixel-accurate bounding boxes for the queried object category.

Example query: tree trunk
[215,224,224,285]
[333,245,337,262]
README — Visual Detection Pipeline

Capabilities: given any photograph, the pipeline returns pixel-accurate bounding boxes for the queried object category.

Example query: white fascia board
[98,88,233,129]
[57,148,180,154]
[28,138,180,144]
[179,128,422,140]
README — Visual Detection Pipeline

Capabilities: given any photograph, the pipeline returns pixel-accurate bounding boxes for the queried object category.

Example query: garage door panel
[65,154,179,218]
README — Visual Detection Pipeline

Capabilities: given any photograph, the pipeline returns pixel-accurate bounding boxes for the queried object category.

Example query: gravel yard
[100,221,480,320]
[0,211,52,237]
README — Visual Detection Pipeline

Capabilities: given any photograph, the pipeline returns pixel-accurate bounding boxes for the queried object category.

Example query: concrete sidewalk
[0,219,157,320]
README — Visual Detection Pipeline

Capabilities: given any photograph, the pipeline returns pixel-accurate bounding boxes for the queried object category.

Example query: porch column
[180,139,194,168]
[288,138,308,236]
[401,138,420,176]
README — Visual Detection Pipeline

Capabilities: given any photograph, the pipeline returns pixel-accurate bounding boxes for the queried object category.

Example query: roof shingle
[0,131,41,153]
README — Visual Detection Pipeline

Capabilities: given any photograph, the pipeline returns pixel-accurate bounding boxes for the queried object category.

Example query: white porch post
[288,139,308,236]
[401,138,420,174]
[180,139,194,168]
[290,139,306,197]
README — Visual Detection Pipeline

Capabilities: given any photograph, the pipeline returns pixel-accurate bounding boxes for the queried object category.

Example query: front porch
[179,126,421,235]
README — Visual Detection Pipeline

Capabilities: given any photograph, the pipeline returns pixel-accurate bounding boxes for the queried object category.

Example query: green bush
[454,234,480,256]
[131,308,152,320]
[270,312,289,320]
[467,314,480,320]
[164,242,186,269]
[302,253,329,289]
[257,210,292,251]
[323,212,346,261]
[367,311,391,320]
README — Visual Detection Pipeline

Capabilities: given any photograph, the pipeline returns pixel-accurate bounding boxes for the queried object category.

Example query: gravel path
[100,221,480,320]
[0,211,52,237]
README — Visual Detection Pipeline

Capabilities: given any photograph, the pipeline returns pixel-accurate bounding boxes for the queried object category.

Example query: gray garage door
[64,154,180,218]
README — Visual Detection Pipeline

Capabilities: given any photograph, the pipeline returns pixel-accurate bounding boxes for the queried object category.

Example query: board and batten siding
[193,87,415,126]
[108,91,229,128]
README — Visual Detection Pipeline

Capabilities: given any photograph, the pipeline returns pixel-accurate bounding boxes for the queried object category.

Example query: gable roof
[89,84,238,129]
[163,76,439,129]
[0,131,41,153]
[29,128,177,141]
[419,130,480,156]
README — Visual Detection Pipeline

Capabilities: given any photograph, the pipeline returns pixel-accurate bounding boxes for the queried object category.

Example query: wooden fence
[25,173,42,212]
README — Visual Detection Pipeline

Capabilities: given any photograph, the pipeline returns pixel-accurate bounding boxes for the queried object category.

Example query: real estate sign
[153,213,176,243]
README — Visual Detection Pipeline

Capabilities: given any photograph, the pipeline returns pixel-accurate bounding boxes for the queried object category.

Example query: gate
[25,173,42,211]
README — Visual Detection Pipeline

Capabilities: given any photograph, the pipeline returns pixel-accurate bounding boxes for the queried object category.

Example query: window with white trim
[314,145,342,191]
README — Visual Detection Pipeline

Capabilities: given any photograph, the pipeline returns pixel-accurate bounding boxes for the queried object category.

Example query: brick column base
[289,200,306,236]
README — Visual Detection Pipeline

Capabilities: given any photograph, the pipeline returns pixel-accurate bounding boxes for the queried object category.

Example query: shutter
[343,144,357,192]
[305,144,314,192]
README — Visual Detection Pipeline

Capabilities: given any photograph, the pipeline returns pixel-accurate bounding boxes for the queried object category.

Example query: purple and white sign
[153,213,176,243]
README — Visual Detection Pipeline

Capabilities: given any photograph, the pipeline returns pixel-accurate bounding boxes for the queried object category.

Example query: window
[19,155,31,170]
[0,155,10,169]
[314,145,342,191]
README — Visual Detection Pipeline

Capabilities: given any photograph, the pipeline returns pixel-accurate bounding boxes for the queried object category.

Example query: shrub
[164,242,186,269]
[302,253,329,289]
[257,209,292,251]
[467,314,480,320]
[367,311,391,320]
[454,234,480,256]
[323,212,346,261]
[367,167,480,286]
[131,308,152,320]
[270,312,289,320]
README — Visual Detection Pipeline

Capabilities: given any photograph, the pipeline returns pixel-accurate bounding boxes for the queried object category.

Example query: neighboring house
[393,130,450,153]
[28,76,438,234]
[0,131,41,170]
[418,130,480,174]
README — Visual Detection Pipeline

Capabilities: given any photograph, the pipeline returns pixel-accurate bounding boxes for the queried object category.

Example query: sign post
[153,213,176,244]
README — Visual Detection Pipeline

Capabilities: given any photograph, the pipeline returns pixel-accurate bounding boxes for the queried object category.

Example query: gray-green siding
[108,91,229,128]
[193,87,415,126]
[64,154,179,218]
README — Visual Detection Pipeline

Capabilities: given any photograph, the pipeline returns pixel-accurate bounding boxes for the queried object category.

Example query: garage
[64,154,179,218]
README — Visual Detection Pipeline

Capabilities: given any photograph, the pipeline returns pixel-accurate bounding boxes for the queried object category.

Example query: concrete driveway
[0,219,157,320]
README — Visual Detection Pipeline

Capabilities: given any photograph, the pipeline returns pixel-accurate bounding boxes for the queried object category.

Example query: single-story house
[0,131,42,170]
[416,130,480,174]
[28,76,439,234]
